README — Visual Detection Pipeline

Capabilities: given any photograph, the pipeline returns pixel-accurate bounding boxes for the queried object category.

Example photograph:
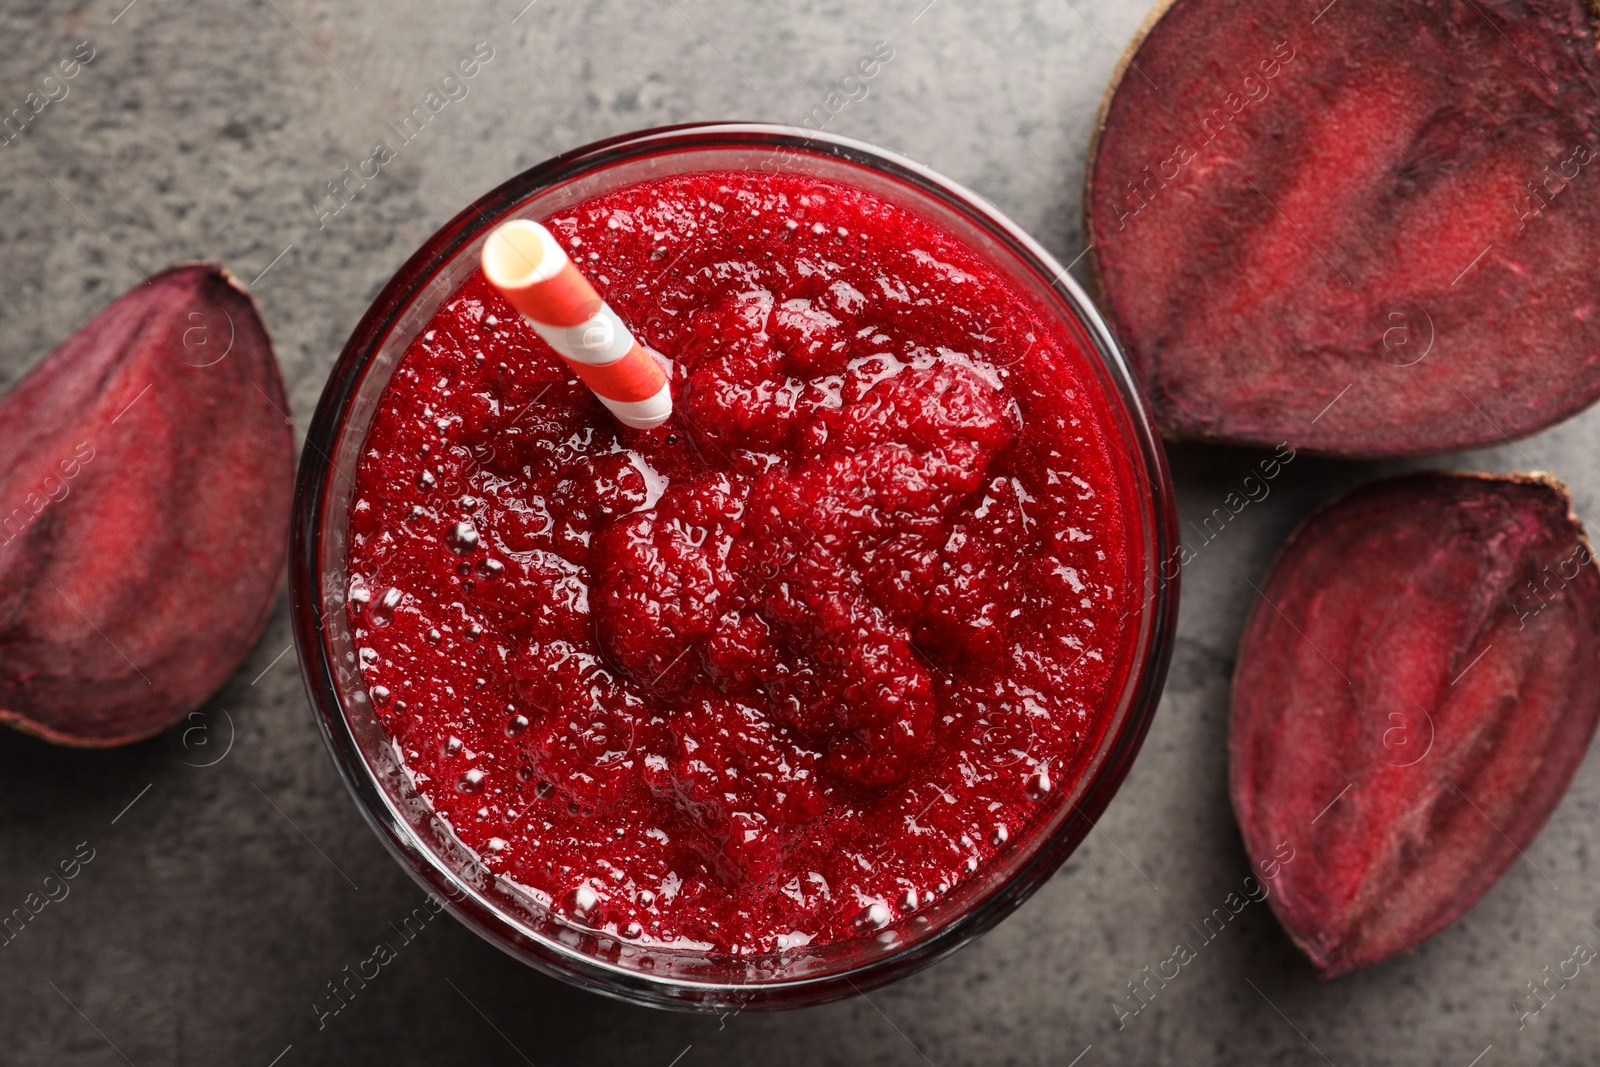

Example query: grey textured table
[2,1,1598,1064]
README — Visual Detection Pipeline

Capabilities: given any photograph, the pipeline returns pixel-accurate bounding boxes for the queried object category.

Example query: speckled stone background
[3,1,1599,1064]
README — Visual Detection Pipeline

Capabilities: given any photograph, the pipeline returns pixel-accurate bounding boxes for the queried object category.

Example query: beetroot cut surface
[1087,0,1600,456]
[1231,472,1600,977]
[0,265,294,746]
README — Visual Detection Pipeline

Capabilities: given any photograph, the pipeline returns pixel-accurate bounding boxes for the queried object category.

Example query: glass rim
[290,121,1180,1010]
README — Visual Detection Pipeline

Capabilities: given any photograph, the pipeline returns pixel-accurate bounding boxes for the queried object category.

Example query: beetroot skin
[0,265,294,746]
[1231,473,1600,977]
[1086,0,1600,456]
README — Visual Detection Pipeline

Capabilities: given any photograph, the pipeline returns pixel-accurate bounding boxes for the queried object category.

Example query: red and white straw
[480,220,671,430]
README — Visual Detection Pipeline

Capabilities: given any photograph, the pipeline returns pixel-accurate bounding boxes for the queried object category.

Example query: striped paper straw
[480,219,672,430]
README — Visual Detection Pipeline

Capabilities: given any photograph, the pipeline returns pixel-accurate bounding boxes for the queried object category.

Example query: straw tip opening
[482,219,559,289]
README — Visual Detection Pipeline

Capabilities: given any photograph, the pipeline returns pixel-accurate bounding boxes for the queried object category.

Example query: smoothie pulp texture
[346,170,1147,953]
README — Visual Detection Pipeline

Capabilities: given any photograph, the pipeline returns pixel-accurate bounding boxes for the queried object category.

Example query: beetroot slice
[1231,472,1600,977]
[0,265,294,746]
[1086,0,1600,456]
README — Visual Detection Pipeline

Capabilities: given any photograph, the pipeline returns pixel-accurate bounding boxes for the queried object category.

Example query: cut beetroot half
[1086,0,1600,456]
[0,265,294,746]
[1231,472,1600,977]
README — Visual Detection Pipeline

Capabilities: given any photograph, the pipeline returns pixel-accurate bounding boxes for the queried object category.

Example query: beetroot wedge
[0,265,294,746]
[1086,0,1600,456]
[1231,473,1600,977]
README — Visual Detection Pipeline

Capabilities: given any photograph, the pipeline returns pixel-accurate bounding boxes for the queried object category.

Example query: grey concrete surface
[2,0,1598,1063]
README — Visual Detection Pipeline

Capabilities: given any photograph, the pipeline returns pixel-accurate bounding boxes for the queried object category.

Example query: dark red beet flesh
[1087,0,1600,456]
[1231,472,1600,977]
[0,265,294,746]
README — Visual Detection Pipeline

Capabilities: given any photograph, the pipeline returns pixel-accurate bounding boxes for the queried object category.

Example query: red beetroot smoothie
[346,170,1146,954]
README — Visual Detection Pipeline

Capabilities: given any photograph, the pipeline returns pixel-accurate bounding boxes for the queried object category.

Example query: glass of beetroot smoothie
[292,123,1178,1010]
